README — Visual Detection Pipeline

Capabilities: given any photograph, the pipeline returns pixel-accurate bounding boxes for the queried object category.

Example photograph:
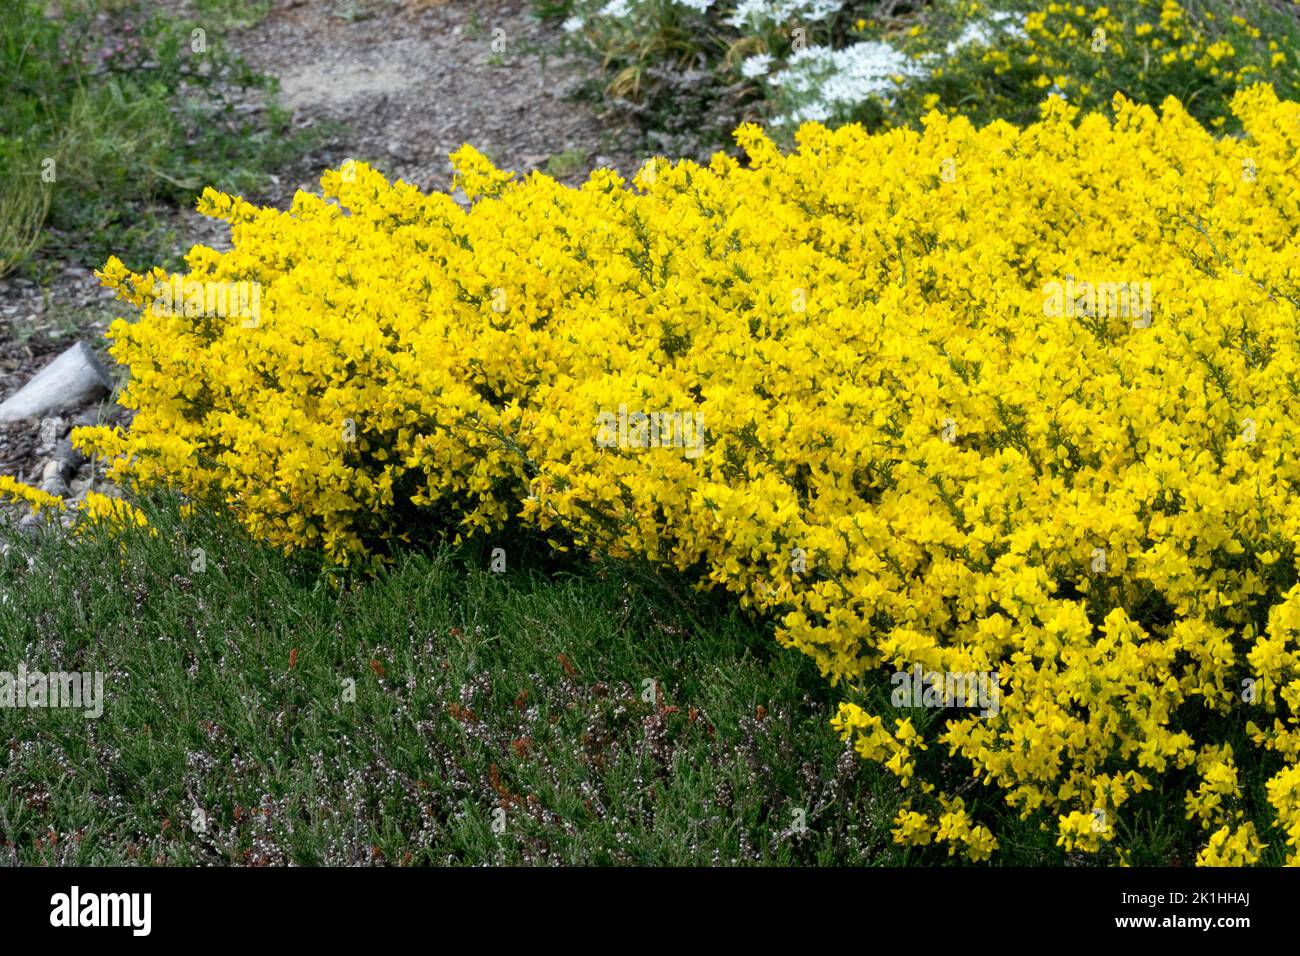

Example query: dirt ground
[242,0,642,202]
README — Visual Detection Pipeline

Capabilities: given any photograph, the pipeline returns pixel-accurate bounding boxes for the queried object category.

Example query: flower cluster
[0,477,150,536]
[84,83,1300,863]
[0,476,64,513]
[76,491,151,534]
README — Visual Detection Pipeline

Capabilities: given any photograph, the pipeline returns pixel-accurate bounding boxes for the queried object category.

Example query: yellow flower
[76,492,151,536]
[0,476,64,513]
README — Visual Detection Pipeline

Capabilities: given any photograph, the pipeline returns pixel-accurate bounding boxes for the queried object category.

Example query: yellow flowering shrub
[1,477,151,538]
[76,491,151,534]
[1196,821,1265,866]
[0,476,65,513]
[81,83,1300,863]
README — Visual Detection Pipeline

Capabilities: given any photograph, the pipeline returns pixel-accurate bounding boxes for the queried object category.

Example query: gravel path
[240,0,642,202]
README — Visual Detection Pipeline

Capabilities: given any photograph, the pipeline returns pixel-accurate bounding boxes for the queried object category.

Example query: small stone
[54,438,88,472]
[18,513,41,540]
[0,342,113,422]
[71,407,102,429]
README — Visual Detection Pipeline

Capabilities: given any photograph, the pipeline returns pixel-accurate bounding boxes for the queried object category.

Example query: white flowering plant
[754,5,1029,130]
[545,0,1017,134]
[544,0,892,143]
[539,0,1300,140]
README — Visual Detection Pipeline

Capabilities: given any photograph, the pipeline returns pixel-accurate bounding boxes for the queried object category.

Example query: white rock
[0,342,113,422]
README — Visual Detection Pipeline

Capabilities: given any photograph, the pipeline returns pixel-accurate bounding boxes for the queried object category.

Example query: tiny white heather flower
[740,53,775,79]
[728,0,844,29]
[943,13,1027,57]
[800,101,831,122]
